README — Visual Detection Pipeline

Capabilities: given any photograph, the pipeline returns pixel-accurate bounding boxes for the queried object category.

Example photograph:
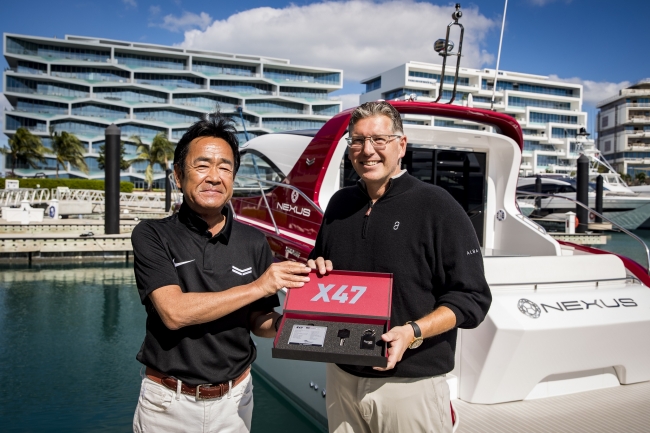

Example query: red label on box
[284,270,393,319]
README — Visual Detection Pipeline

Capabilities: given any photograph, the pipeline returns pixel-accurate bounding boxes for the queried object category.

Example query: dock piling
[576,155,589,233]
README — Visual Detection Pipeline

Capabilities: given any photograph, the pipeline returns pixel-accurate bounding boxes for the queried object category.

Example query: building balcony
[627,102,650,108]
[628,116,650,123]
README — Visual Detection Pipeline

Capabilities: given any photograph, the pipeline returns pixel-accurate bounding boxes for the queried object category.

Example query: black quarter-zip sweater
[309,172,491,378]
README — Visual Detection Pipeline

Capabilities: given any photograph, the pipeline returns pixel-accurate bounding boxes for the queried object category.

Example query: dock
[0,217,146,261]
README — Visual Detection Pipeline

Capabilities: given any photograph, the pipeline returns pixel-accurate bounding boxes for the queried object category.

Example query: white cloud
[529,0,572,6]
[122,0,137,8]
[178,1,497,81]
[156,11,213,32]
[149,5,161,16]
[549,75,631,105]
[338,94,361,110]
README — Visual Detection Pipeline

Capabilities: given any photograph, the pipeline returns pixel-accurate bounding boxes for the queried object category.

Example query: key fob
[360,329,376,350]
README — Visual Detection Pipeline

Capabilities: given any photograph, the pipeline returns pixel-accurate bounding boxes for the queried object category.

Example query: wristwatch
[405,321,423,349]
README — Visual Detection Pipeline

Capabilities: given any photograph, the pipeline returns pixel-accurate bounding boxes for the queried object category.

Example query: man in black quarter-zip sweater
[308,101,491,433]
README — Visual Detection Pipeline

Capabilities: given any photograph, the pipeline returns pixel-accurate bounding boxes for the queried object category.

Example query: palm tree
[0,127,48,176]
[50,129,88,178]
[132,133,175,190]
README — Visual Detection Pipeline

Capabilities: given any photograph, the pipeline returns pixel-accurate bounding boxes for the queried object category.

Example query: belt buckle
[195,383,211,400]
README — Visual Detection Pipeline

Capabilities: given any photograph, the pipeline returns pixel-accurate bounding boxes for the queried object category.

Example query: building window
[16,61,47,75]
[481,79,575,97]
[16,98,68,116]
[409,71,469,86]
[246,100,305,114]
[72,103,129,119]
[524,141,556,151]
[601,116,609,128]
[211,80,273,96]
[6,76,89,99]
[605,140,612,152]
[262,118,325,131]
[7,37,110,62]
[509,96,570,110]
[364,77,381,93]
[193,61,256,77]
[279,87,328,100]
[529,112,578,125]
[173,94,238,110]
[135,73,203,89]
[94,87,167,104]
[312,105,340,116]
[114,52,186,70]
[6,115,47,132]
[551,128,579,138]
[134,108,203,124]
[536,155,558,166]
[51,65,130,83]
[383,88,429,100]
[264,68,340,85]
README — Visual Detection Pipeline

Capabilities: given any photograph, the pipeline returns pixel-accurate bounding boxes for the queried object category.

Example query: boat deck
[454,381,650,433]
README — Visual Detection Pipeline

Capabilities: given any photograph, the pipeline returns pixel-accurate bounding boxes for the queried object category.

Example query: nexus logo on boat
[517,298,638,318]
[276,202,311,217]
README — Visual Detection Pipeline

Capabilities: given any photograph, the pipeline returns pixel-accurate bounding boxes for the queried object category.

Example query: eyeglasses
[345,135,402,150]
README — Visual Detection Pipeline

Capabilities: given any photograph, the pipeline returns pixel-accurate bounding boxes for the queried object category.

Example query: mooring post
[576,155,589,233]
[595,175,603,224]
[105,124,121,235]
[165,168,172,212]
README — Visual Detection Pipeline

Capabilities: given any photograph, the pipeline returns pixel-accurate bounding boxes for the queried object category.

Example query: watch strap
[406,321,422,338]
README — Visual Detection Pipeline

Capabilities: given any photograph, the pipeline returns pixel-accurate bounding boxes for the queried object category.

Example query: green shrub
[0,178,134,193]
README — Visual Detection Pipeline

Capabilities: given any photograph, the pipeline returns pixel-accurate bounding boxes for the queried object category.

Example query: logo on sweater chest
[467,249,479,256]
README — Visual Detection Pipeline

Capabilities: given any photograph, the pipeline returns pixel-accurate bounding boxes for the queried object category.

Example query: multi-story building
[597,80,650,177]
[2,33,342,187]
[360,61,591,176]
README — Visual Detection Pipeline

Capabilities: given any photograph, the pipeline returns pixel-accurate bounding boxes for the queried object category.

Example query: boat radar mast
[433,3,464,104]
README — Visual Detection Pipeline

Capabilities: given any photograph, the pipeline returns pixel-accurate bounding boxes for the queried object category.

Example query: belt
[145,366,250,400]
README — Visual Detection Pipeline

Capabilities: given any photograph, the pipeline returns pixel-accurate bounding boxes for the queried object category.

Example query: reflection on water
[598,230,650,267]
[0,263,321,433]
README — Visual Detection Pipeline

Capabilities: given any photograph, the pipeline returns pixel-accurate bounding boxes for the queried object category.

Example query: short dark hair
[173,113,241,174]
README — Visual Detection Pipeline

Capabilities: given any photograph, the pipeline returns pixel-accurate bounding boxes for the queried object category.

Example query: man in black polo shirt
[132,115,311,433]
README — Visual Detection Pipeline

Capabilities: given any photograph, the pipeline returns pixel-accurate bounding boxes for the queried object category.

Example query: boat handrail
[488,276,640,287]
[516,190,650,275]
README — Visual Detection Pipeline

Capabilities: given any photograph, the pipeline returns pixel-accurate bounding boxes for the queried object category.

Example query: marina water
[0,263,322,433]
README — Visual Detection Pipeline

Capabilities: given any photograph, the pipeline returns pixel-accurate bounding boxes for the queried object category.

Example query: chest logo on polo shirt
[173,258,195,268]
[232,266,252,276]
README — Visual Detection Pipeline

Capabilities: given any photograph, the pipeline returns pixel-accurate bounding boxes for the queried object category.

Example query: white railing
[51,189,167,209]
[0,188,51,207]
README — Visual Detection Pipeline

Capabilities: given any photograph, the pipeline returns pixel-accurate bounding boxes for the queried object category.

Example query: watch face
[409,338,423,349]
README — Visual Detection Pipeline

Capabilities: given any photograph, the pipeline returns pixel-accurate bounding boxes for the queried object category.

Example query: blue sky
[1,0,649,144]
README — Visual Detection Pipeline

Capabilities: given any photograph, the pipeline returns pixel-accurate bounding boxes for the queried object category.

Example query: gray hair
[348,101,404,135]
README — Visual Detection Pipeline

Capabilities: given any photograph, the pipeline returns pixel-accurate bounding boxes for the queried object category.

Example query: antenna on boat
[490,0,509,110]
[433,3,464,104]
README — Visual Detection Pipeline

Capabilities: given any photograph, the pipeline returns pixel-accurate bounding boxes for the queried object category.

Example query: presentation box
[272,270,393,367]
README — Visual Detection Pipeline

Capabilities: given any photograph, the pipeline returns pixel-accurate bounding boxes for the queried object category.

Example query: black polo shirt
[132,202,279,386]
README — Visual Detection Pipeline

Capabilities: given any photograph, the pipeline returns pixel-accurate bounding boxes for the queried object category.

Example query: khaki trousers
[326,364,452,433]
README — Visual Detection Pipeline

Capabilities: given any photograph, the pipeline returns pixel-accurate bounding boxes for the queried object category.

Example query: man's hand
[254,261,312,297]
[373,324,415,371]
[307,257,333,276]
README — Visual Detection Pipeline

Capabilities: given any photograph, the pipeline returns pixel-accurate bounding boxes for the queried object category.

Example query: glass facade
[211,80,272,95]
[115,52,185,70]
[536,155,558,166]
[119,123,167,139]
[551,127,578,138]
[262,118,325,131]
[279,87,327,100]
[7,37,110,62]
[16,98,68,116]
[50,119,107,137]
[409,71,470,86]
[482,79,576,97]
[51,66,130,83]
[529,112,578,125]
[16,61,47,75]
[173,94,237,110]
[134,108,203,124]
[364,77,381,93]
[228,113,258,129]
[171,129,188,139]
[84,157,101,172]
[135,73,203,89]
[622,152,650,159]
[441,90,467,101]
[509,96,570,110]
[93,87,167,104]
[6,76,89,99]
[246,100,305,114]
[193,61,256,77]
[6,115,47,132]
[524,141,556,151]
[312,105,340,116]
[72,103,129,120]
[384,88,429,100]
[264,68,340,85]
